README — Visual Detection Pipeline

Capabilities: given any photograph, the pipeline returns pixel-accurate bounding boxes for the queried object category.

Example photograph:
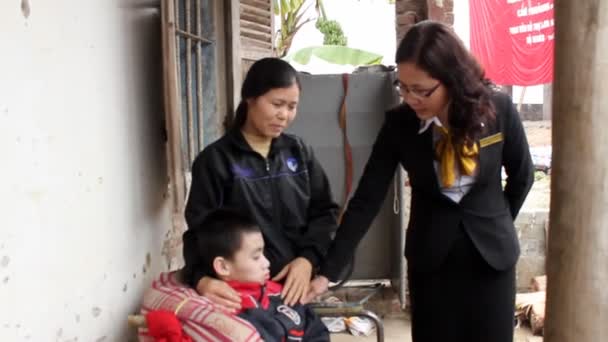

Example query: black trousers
[408,227,516,342]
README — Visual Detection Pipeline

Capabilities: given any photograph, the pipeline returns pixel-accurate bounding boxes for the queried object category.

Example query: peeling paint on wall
[1,256,9,268]
[91,307,102,318]
[2,1,172,339]
[20,0,30,19]
[142,252,152,274]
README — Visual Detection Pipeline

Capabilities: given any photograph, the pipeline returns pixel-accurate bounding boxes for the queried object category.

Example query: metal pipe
[359,310,385,342]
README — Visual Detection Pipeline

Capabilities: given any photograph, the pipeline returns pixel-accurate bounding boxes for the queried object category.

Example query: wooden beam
[160,0,186,211]
[545,1,608,341]
[213,0,229,136]
[225,0,242,120]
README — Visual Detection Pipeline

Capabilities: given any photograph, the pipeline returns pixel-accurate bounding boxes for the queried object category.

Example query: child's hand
[196,276,241,313]
[302,275,329,304]
[272,257,313,306]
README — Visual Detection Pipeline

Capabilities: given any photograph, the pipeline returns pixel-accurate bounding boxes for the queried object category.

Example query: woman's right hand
[302,275,330,304]
[196,276,242,312]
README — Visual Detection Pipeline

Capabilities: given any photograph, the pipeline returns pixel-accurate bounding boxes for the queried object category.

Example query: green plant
[315,19,347,46]
[284,45,382,66]
[273,0,327,57]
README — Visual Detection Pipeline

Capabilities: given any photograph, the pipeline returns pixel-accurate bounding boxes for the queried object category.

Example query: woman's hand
[302,275,330,304]
[272,257,313,306]
[196,276,242,313]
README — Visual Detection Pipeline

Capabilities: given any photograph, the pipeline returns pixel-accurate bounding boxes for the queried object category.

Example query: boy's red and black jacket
[229,280,329,342]
[185,128,338,278]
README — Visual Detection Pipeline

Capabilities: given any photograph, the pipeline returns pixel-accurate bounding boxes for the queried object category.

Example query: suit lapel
[412,127,443,196]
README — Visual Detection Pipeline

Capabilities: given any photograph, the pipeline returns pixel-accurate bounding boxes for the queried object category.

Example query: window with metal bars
[174,0,217,168]
[160,0,231,222]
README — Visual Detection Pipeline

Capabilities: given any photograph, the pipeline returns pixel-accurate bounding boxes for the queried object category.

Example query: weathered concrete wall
[514,210,549,291]
[0,1,171,340]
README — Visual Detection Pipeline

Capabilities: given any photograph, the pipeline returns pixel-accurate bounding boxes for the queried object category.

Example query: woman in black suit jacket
[306,21,534,342]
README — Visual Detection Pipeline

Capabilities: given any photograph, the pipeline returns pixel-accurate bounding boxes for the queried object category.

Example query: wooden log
[128,314,147,328]
[545,1,608,341]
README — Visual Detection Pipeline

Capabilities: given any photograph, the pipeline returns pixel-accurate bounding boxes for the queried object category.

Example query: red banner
[469,0,554,86]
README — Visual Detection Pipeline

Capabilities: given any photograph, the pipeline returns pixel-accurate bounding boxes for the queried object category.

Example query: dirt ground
[524,120,552,147]
[330,315,540,342]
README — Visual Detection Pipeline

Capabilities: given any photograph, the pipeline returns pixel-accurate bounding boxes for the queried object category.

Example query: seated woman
[185,57,338,309]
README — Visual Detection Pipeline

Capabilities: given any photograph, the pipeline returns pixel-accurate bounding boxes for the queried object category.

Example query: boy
[181,208,330,341]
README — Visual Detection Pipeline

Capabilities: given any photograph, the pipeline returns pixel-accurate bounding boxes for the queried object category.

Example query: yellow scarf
[434,125,478,187]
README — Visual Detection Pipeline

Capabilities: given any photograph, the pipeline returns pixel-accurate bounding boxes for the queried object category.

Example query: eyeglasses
[393,80,441,100]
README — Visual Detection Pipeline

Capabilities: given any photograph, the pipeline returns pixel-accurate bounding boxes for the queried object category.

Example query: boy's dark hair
[181,208,261,288]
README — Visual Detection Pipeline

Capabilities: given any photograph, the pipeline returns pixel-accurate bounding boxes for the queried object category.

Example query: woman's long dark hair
[228,57,301,129]
[395,21,495,146]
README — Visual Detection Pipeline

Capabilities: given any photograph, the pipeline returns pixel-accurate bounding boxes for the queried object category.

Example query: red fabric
[227,280,283,314]
[146,310,193,342]
[469,0,554,86]
[138,272,263,342]
[288,329,305,337]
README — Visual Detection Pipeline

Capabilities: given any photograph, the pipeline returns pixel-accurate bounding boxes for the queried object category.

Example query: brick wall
[395,0,454,43]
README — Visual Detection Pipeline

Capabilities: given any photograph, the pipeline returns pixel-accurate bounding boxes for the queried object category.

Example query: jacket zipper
[265,156,282,256]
